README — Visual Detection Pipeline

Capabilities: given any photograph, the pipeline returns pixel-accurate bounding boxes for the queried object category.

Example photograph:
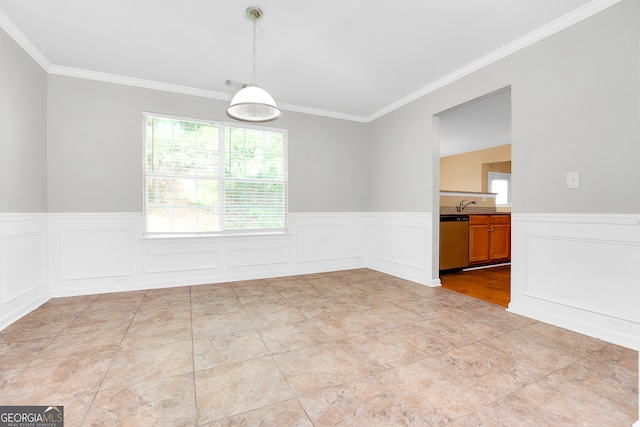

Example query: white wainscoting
[290,213,365,265]
[48,213,296,296]
[289,212,436,285]
[0,213,48,331]
[59,228,133,280]
[509,213,640,350]
[5,210,639,354]
[366,212,436,286]
[3,211,638,421]
[44,212,433,298]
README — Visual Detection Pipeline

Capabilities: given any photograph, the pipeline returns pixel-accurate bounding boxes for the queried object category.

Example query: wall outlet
[606,317,632,333]
[113,277,126,284]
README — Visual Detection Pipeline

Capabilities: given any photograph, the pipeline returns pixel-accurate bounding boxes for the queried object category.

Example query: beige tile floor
[0,269,637,426]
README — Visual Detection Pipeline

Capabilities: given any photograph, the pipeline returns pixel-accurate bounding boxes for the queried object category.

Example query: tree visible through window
[144,113,287,234]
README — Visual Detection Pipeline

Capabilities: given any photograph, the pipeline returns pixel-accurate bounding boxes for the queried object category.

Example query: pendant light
[227,7,281,122]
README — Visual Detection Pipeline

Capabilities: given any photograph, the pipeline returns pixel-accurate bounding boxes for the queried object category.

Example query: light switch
[567,171,580,189]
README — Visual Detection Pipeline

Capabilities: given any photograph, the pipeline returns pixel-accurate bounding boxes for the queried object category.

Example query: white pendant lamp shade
[227,84,281,122]
[226,7,281,123]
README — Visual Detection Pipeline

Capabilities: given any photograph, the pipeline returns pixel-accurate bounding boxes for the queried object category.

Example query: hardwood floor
[440,264,511,307]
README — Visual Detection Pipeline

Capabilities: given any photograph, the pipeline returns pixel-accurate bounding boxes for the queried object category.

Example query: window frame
[488,171,511,207]
[142,112,288,237]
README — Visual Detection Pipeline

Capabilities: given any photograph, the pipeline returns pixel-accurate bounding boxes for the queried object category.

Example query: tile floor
[0,269,637,426]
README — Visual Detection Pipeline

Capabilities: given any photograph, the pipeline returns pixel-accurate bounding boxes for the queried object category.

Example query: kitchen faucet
[458,200,477,212]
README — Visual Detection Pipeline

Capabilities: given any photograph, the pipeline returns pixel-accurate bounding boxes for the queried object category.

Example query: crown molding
[0,7,50,70]
[47,65,235,101]
[365,0,624,122]
[276,102,369,123]
[47,65,369,123]
[2,0,622,123]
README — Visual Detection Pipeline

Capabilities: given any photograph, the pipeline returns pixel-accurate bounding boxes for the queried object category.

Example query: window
[144,113,287,235]
[488,171,511,206]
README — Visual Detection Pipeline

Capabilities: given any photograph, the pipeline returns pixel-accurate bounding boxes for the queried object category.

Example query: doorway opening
[440,264,510,307]
[436,87,512,307]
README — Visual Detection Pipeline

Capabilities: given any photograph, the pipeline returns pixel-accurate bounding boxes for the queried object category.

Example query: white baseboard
[508,302,640,351]
[0,295,48,331]
[52,261,368,297]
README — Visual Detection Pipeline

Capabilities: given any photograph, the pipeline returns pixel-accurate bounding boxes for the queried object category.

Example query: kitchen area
[437,89,512,305]
[439,192,510,270]
[438,190,511,306]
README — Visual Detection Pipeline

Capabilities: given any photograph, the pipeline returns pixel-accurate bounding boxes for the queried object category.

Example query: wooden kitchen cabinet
[469,215,491,263]
[489,215,510,261]
[469,215,510,265]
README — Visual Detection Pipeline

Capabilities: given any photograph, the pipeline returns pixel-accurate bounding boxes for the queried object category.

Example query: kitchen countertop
[440,206,501,215]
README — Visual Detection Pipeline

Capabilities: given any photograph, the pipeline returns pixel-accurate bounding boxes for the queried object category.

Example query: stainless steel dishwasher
[439,215,469,271]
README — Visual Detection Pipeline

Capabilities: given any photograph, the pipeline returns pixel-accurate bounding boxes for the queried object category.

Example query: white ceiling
[0,1,612,130]
[439,89,511,158]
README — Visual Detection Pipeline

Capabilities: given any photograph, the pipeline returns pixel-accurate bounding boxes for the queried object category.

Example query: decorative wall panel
[524,235,640,322]
[143,250,220,273]
[369,223,427,269]
[59,228,132,279]
[295,223,363,263]
[228,245,289,268]
[4,231,46,302]
[0,214,48,331]
[510,213,640,350]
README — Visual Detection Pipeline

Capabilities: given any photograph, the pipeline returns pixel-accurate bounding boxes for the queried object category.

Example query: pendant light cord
[252,19,257,83]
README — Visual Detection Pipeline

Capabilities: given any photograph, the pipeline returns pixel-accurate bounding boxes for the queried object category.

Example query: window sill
[140,231,292,244]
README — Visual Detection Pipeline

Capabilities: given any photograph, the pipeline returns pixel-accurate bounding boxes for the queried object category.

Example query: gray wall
[46,76,369,212]
[368,0,640,214]
[7,0,640,215]
[366,104,434,212]
[284,113,369,212]
[0,29,47,212]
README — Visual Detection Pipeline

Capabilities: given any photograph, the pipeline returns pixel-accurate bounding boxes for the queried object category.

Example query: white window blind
[144,113,287,234]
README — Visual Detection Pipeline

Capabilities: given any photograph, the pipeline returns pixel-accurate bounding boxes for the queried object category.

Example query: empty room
[0,0,638,425]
